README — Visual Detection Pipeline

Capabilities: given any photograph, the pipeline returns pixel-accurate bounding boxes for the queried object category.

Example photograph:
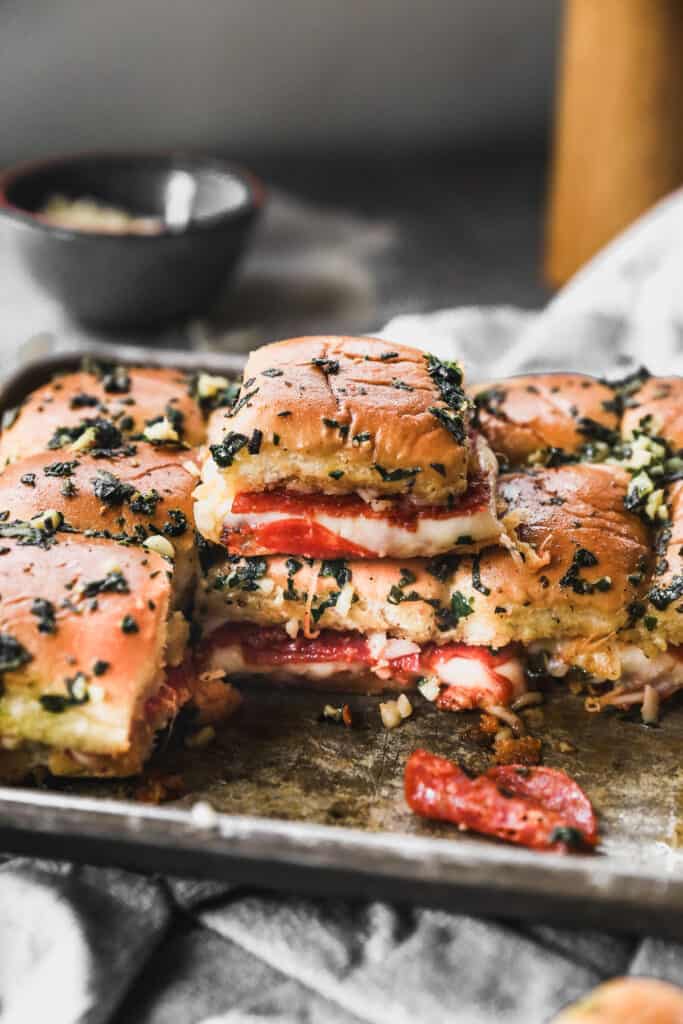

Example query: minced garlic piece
[397,694,413,719]
[380,700,402,729]
[197,373,230,400]
[143,535,175,559]
[70,427,99,452]
[144,418,179,444]
[418,676,440,702]
[32,509,63,533]
[645,488,667,522]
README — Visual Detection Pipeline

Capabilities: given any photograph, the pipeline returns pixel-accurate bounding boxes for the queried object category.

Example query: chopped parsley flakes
[311,358,340,375]
[210,432,249,468]
[0,632,32,675]
[559,548,611,595]
[373,464,420,482]
[40,673,90,713]
[31,598,57,635]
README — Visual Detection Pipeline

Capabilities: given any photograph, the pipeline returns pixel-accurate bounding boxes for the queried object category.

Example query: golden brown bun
[200,554,446,644]
[0,534,171,757]
[198,464,650,648]
[551,977,683,1024]
[0,445,199,604]
[206,336,472,502]
[451,464,651,649]
[470,373,617,467]
[0,366,205,465]
[621,376,683,446]
[643,478,683,646]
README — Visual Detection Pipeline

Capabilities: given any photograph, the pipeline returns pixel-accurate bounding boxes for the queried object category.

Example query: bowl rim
[0,149,266,241]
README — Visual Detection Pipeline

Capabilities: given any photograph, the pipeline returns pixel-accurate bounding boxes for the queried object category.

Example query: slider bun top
[0,445,199,604]
[0,366,205,466]
[470,373,618,467]
[206,336,473,503]
[621,376,683,447]
[0,535,171,756]
[200,465,650,649]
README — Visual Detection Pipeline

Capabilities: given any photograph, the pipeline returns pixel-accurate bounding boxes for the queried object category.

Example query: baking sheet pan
[1,343,682,936]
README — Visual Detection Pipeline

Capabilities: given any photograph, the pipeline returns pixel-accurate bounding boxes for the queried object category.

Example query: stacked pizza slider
[194,335,527,708]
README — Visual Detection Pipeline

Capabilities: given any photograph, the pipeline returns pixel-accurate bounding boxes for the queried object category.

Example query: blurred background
[0,1,558,160]
[2,1,680,353]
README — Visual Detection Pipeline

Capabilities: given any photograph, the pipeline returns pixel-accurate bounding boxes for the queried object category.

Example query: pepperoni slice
[487,765,598,846]
[208,625,371,665]
[405,749,598,852]
[231,480,490,526]
[222,518,375,558]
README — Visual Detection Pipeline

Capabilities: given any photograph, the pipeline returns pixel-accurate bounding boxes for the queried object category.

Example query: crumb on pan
[493,735,542,766]
[133,773,185,804]
[380,694,413,729]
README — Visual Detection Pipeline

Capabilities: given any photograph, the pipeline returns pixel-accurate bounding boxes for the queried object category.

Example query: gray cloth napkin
[3,189,683,1024]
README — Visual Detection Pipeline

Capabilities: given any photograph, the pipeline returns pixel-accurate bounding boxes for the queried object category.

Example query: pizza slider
[0,533,237,779]
[470,373,618,468]
[0,445,199,606]
[195,335,502,558]
[0,362,205,466]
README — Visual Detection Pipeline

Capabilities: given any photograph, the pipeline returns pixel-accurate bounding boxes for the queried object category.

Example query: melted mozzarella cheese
[603,645,683,704]
[194,437,501,555]
[219,506,499,557]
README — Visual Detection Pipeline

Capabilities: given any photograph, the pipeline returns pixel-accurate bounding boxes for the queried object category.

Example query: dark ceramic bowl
[0,151,264,329]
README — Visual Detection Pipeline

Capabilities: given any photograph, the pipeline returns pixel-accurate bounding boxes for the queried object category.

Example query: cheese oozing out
[530,641,683,713]
[195,436,500,559]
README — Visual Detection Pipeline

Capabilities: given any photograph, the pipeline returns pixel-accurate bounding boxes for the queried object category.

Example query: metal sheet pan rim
[0,783,678,888]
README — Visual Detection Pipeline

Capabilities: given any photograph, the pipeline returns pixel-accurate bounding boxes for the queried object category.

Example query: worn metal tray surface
[1,345,682,936]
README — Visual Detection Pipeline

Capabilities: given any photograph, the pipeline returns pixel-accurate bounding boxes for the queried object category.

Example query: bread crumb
[494,735,542,766]
[133,773,185,804]
[185,725,216,749]
[479,713,500,736]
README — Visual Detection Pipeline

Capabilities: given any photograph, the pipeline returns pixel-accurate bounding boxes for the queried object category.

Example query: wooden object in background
[545,0,683,287]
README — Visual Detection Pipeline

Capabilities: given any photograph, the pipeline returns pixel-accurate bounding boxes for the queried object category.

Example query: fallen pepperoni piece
[488,765,598,846]
[404,749,597,852]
